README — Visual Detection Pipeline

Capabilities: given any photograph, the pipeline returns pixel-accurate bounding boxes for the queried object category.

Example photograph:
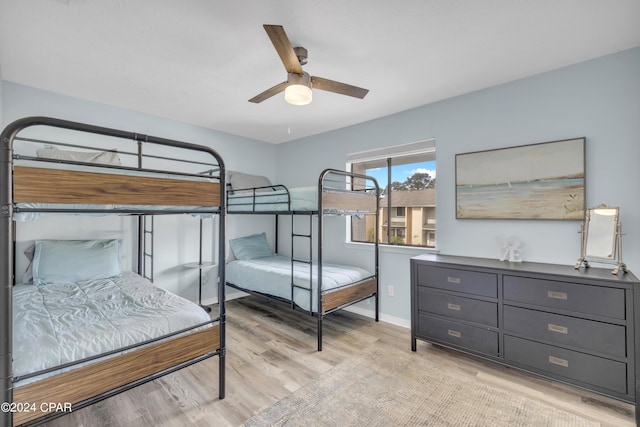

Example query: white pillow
[228,171,273,191]
[32,239,122,285]
[229,233,274,260]
[37,147,121,165]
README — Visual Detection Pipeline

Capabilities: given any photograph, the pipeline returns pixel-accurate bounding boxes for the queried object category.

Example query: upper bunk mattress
[12,271,211,385]
[227,186,378,215]
[226,254,372,312]
[12,164,221,221]
[14,202,218,221]
[227,186,317,212]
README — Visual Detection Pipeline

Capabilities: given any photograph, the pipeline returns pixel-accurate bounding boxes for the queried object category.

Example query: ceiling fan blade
[311,76,369,99]
[263,24,303,75]
[248,81,287,103]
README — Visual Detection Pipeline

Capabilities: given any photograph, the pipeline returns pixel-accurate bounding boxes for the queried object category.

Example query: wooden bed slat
[13,166,220,207]
[13,326,220,425]
[322,191,376,213]
[322,278,377,313]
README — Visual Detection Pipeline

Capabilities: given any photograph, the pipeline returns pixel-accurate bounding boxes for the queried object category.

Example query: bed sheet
[12,271,211,386]
[227,186,317,212]
[226,255,372,312]
[14,202,218,221]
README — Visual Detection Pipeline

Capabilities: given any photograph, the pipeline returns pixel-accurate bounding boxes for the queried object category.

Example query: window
[347,140,436,248]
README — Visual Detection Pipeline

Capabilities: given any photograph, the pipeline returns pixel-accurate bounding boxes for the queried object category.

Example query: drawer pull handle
[447,276,461,284]
[448,329,461,338]
[548,355,569,367]
[548,324,568,334]
[547,290,567,300]
[447,303,461,311]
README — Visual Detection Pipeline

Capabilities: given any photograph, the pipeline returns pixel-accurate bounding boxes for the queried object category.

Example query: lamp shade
[285,84,312,105]
[285,72,313,105]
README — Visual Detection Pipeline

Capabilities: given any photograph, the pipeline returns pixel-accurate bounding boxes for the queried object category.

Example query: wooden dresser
[410,253,640,420]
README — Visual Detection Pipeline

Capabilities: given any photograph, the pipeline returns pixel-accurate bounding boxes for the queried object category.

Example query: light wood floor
[42,296,635,427]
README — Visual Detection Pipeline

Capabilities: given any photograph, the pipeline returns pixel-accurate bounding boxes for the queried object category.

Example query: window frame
[346,139,436,249]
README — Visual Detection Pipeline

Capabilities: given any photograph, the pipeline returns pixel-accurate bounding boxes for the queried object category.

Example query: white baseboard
[203,292,410,330]
[343,305,410,329]
[200,290,247,307]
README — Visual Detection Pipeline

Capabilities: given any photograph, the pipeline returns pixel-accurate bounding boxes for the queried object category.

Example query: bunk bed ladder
[290,214,314,315]
[141,215,154,282]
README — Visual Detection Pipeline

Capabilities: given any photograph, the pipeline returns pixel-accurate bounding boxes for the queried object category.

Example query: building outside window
[347,140,436,248]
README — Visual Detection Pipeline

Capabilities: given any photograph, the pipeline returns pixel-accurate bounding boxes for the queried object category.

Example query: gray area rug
[243,343,599,427]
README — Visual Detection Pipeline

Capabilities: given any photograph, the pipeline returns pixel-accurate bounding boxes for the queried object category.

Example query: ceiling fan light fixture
[285,84,312,105]
[285,72,312,105]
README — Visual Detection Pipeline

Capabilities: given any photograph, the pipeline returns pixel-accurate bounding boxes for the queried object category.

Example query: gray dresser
[410,253,640,420]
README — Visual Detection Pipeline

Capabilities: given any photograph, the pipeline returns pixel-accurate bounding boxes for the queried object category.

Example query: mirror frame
[575,204,626,274]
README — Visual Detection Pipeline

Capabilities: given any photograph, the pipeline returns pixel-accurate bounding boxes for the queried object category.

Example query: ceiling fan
[249,24,369,105]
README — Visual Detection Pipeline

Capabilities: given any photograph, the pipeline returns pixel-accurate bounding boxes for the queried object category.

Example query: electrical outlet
[388,285,394,297]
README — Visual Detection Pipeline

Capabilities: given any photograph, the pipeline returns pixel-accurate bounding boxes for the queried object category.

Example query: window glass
[349,143,436,248]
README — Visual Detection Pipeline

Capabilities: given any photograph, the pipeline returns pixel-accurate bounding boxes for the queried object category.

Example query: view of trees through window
[349,148,436,248]
[388,172,436,192]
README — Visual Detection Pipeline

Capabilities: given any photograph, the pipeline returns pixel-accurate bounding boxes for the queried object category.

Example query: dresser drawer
[504,335,627,394]
[503,306,626,358]
[418,288,498,327]
[503,276,625,319]
[417,313,498,356]
[417,265,497,298]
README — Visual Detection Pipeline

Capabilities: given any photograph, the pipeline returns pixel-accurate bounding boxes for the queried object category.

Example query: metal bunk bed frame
[1,116,226,426]
[226,168,380,351]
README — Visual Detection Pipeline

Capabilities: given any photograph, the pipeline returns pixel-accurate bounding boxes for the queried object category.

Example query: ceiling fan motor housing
[294,47,308,65]
[287,71,311,87]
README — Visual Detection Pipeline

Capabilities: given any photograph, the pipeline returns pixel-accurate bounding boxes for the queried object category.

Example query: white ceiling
[1,1,639,144]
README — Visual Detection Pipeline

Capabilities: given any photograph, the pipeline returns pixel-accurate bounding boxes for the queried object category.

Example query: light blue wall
[274,47,640,325]
[2,82,276,173]
[1,82,278,303]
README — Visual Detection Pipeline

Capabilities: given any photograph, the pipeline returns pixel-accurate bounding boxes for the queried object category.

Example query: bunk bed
[226,169,379,351]
[0,117,226,426]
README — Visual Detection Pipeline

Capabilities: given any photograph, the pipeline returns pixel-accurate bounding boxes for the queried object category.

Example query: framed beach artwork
[455,138,585,220]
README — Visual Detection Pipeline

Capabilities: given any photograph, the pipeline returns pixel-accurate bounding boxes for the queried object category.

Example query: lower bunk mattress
[12,271,212,386]
[226,254,373,312]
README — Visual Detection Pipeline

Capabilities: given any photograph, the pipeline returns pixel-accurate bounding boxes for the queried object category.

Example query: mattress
[226,255,373,312]
[12,271,212,385]
[13,163,221,221]
[227,186,377,215]
[14,202,218,221]
[227,186,318,212]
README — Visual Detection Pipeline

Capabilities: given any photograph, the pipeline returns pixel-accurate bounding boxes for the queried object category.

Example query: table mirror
[575,204,626,274]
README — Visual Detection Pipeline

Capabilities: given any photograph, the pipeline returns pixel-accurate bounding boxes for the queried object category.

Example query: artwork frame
[455,138,585,220]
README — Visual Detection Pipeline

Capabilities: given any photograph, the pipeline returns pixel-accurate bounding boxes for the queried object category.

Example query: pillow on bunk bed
[37,147,121,165]
[228,170,273,192]
[229,232,274,260]
[31,239,122,285]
